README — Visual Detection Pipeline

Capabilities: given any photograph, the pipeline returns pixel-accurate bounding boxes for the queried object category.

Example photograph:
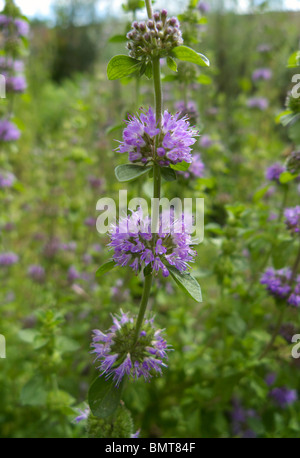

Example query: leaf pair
[107,46,210,80]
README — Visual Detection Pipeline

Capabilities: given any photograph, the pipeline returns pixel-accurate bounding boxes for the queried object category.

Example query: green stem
[133,0,163,345]
[133,274,153,343]
[152,56,163,127]
[145,0,153,19]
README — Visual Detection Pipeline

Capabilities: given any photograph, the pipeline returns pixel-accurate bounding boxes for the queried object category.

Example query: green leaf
[18,329,39,343]
[168,266,202,302]
[108,34,127,43]
[166,56,178,72]
[144,62,153,79]
[96,260,116,278]
[105,123,124,134]
[170,161,190,172]
[171,46,210,67]
[161,167,177,182]
[56,336,80,353]
[115,164,151,182]
[88,376,124,419]
[253,185,270,202]
[107,55,141,80]
[275,109,292,124]
[279,171,297,184]
[287,51,300,68]
[196,74,212,85]
[162,74,177,82]
[20,375,48,406]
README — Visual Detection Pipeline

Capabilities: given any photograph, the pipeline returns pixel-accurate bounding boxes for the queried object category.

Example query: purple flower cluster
[0,252,19,266]
[0,57,24,72]
[252,68,272,81]
[27,264,45,283]
[6,75,27,93]
[284,206,300,233]
[179,153,205,179]
[197,2,210,13]
[91,310,169,387]
[108,209,196,277]
[87,175,105,190]
[265,163,285,183]
[68,266,81,283]
[230,397,258,438]
[0,15,29,37]
[246,97,269,111]
[270,387,298,408]
[0,120,20,142]
[117,107,198,166]
[0,170,16,188]
[260,268,300,307]
[199,134,213,148]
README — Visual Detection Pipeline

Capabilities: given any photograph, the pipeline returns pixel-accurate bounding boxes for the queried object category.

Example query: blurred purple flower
[0,120,21,142]
[270,387,297,408]
[87,175,104,190]
[265,163,285,183]
[0,171,16,188]
[199,134,213,148]
[43,237,60,258]
[6,75,27,93]
[0,252,19,266]
[60,241,77,251]
[284,206,300,233]
[230,397,258,438]
[197,1,210,13]
[247,97,269,110]
[261,268,300,307]
[14,19,30,37]
[84,217,96,227]
[260,267,292,299]
[0,57,24,72]
[265,372,277,387]
[68,266,81,283]
[252,68,272,81]
[27,264,45,283]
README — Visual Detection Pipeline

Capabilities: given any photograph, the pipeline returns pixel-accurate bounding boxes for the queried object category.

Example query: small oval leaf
[161,167,177,182]
[107,55,141,80]
[166,56,178,72]
[115,164,151,182]
[88,376,124,419]
[172,46,210,67]
[169,266,202,302]
[96,260,116,278]
[171,161,191,172]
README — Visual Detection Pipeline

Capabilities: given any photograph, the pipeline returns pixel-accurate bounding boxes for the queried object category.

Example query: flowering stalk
[89,0,207,430]
[132,0,163,340]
